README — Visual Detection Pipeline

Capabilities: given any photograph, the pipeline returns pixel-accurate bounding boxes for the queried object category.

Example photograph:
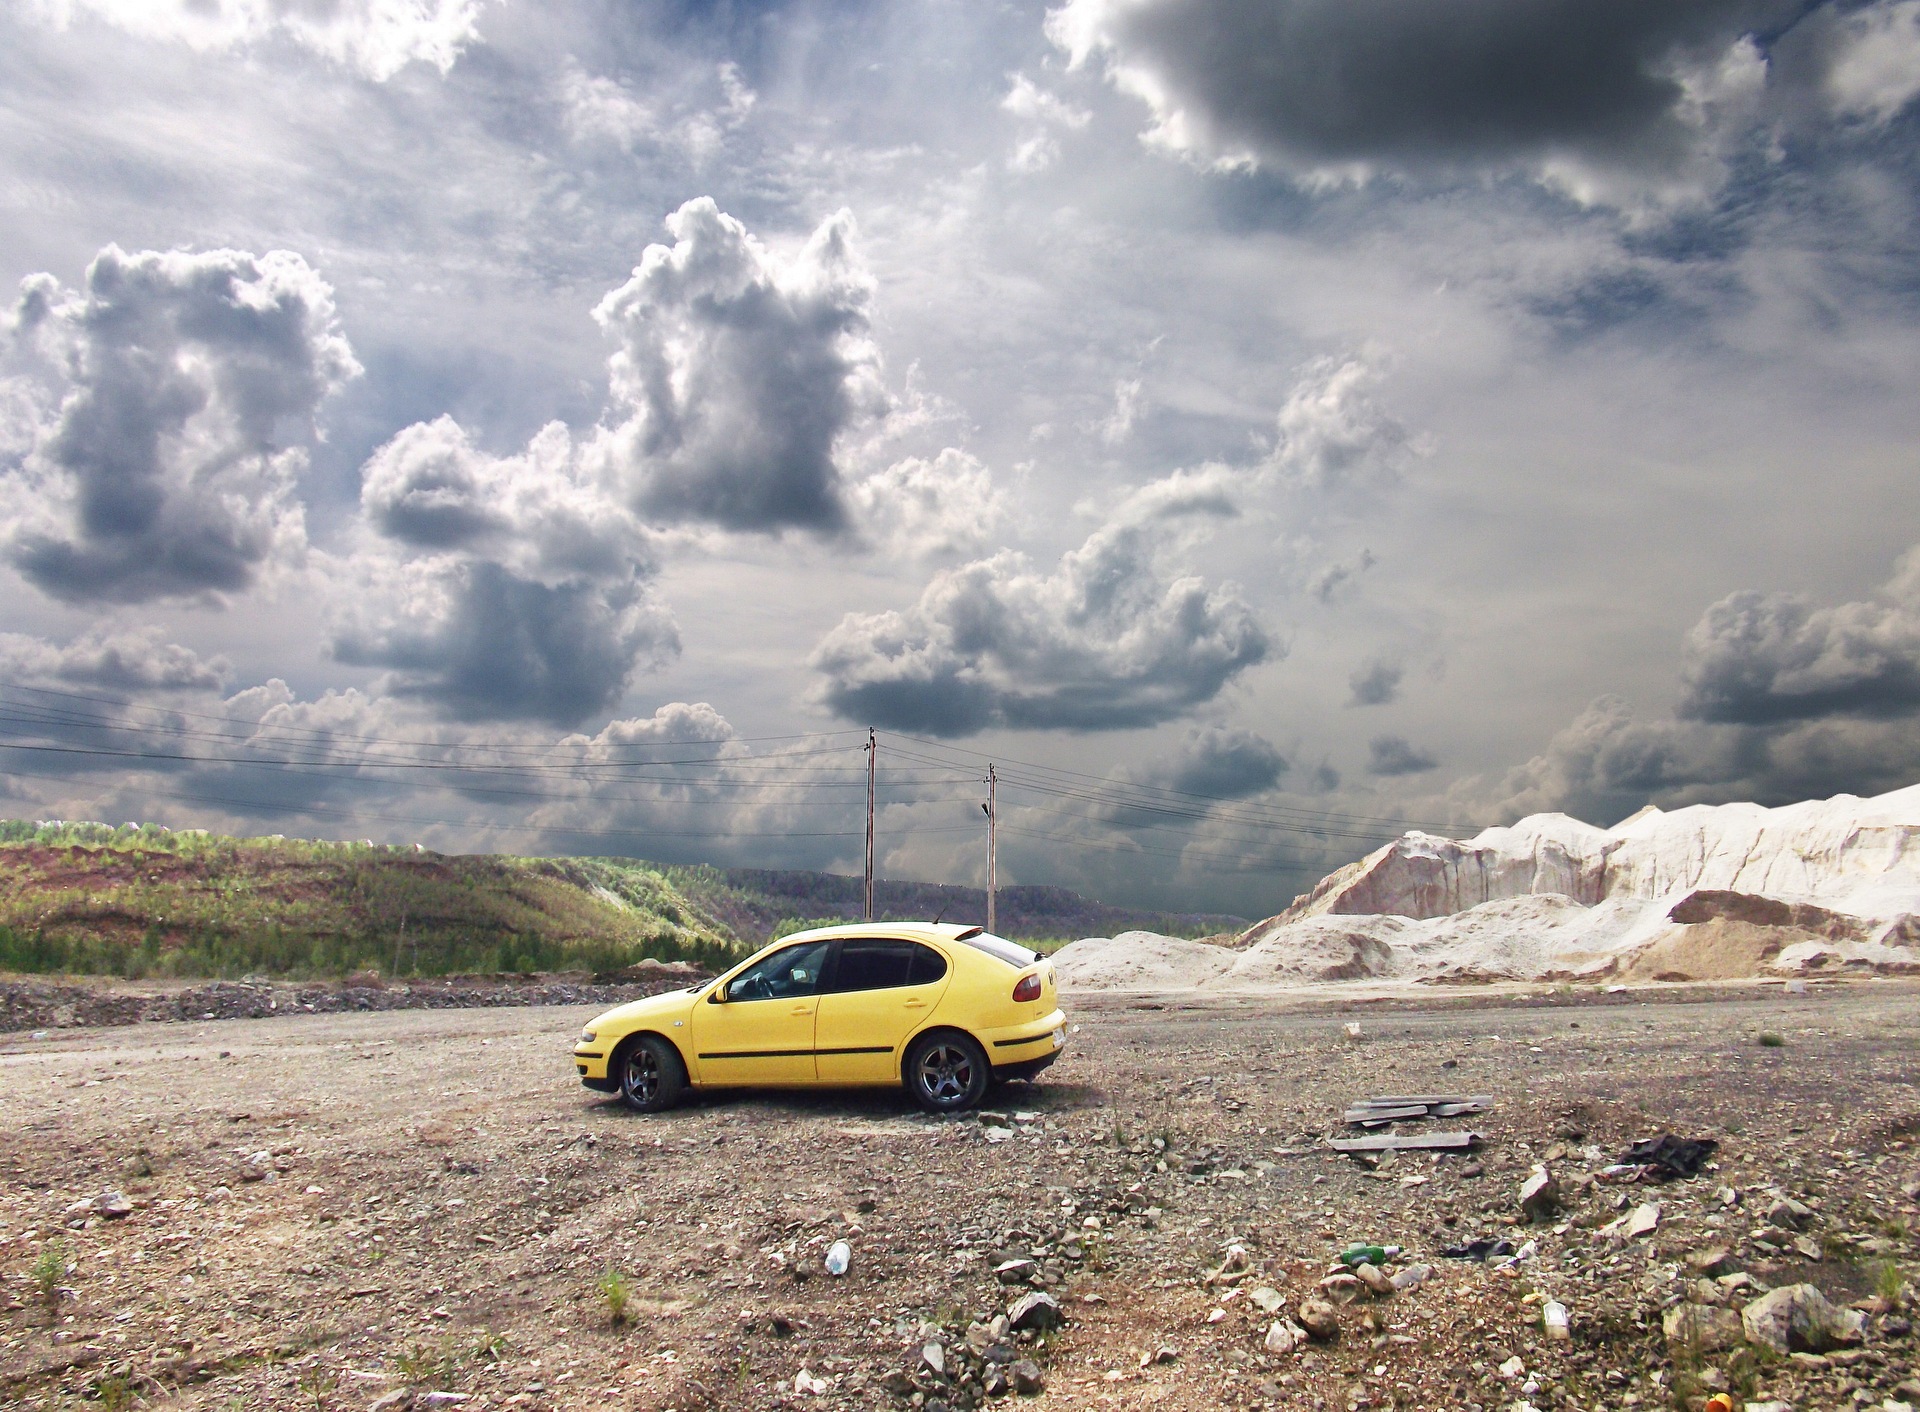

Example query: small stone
[794,1367,830,1395]
[1006,1291,1063,1332]
[1319,1272,1366,1304]
[1249,1286,1286,1313]
[921,1341,946,1376]
[1389,1263,1431,1292]
[1792,1235,1823,1262]
[368,1392,414,1412]
[995,1258,1038,1285]
[981,1367,1008,1397]
[1742,1282,1866,1354]
[1688,1247,1738,1277]
[93,1191,133,1220]
[1010,1359,1045,1395]
[1624,1202,1661,1239]
[1353,1263,1394,1298]
[1499,1355,1525,1379]
[1264,1318,1308,1354]
[880,1371,917,1395]
[1296,1297,1340,1341]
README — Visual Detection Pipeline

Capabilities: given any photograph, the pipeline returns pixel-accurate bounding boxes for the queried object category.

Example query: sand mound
[1050,932,1237,990]
[1055,783,1920,991]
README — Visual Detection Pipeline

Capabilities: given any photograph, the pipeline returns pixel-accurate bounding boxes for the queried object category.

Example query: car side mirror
[709,983,728,1004]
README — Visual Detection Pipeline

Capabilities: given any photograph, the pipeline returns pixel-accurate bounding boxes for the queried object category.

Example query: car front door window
[729,941,830,1001]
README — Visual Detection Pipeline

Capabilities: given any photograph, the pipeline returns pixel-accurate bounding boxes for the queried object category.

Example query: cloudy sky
[2,0,1919,918]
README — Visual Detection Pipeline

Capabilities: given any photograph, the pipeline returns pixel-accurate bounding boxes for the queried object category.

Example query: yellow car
[572,923,1066,1114]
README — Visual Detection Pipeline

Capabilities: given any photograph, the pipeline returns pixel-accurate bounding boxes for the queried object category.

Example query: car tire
[617,1034,687,1114]
[904,1031,990,1114]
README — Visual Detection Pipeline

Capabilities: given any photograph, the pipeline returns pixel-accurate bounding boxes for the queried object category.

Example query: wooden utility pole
[986,764,998,934]
[864,728,876,922]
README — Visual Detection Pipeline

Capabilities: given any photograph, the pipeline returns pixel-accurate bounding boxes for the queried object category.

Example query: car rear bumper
[981,1009,1066,1076]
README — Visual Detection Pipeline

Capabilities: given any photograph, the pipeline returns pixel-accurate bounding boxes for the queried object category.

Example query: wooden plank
[1329,1131,1481,1153]
[1363,1094,1493,1107]
[1428,1101,1490,1117]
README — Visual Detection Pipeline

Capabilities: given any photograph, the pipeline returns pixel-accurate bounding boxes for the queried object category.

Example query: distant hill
[0,820,1245,980]
[654,862,1244,949]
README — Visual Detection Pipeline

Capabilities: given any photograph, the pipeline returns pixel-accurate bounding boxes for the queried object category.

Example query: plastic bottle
[1542,1300,1570,1341]
[1339,1244,1401,1267]
[824,1240,851,1276]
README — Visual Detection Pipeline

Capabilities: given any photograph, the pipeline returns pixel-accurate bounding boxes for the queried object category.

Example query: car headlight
[579,1028,597,1044]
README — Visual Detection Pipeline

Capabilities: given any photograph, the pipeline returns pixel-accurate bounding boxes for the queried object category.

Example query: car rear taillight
[1012,972,1042,1003]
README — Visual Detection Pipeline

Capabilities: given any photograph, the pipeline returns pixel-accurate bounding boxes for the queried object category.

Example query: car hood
[586,985,708,1033]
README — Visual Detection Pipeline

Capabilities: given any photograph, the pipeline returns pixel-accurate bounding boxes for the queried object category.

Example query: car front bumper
[574,1041,612,1089]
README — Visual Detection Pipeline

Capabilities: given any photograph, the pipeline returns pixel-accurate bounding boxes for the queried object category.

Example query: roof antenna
[932,901,950,926]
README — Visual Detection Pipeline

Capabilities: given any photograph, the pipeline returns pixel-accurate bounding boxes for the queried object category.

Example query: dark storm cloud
[809,492,1272,735]
[1367,733,1438,776]
[1489,549,1920,824]
[2,245,358,604]
[1347,658,1402,707]
[1150,725,1287,797]
[331,559,678,728]
[592,198,880,535]
[1051,0,1805,187]
[1676,559,1920,724]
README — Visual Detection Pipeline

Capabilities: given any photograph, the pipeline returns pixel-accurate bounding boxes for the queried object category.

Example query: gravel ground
[2,979,1917,1411]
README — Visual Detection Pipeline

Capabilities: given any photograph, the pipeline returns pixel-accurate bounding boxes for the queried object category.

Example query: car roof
[771,921,1038,967]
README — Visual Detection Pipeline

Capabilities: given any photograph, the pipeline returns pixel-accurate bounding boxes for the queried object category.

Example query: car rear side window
[828,940,949,992]
[908,943,947,985]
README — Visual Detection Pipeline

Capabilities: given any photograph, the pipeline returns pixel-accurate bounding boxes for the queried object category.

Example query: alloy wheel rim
[918,1043,972,1102]
[626,1048,659,1103]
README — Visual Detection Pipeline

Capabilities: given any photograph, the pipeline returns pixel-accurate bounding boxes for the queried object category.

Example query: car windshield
[952,930,1037,968]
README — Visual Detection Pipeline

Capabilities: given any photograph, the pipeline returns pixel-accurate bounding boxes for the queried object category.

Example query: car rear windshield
[952,929,1038,968]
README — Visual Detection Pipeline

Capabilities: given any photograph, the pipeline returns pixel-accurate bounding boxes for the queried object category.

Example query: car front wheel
[618,1034,688,1113]
[905,1032,990,1113]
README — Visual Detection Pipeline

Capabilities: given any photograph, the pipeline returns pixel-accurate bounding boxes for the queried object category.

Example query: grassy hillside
[0,822,738,980]
[0,821,1247,980]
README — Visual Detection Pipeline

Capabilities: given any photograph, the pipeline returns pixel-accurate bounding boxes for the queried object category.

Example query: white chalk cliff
[1056,783,1920,989]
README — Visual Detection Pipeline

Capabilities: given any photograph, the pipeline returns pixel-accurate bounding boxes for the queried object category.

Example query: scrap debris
[1330,1093,1491,1152]
[1342,1094,1493,1127]
[1597,1134,1720,1183]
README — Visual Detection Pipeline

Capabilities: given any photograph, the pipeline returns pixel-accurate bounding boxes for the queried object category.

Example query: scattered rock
[1296,1297,1340,1341]
[1353,1262,1394,1297]
[1006,1291,1063,1332]
[1741,1283,1866,1355]
[1010,1358,1045,1395]
[1664,1302,1746,1354]
[1389,1263,1432,1292]
[1263,1318,1308,1354]
[1519,1165,1560,1222]
[1319,1271,1366,1304]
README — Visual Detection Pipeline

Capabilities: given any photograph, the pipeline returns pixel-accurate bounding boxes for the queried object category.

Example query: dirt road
[3,981,1917,1410]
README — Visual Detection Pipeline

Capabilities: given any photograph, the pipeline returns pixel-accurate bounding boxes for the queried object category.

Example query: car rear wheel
[904,1032,989,1113]
[618,1034,687,1113]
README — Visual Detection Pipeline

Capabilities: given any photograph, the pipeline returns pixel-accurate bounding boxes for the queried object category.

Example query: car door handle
[902,999,927,1009]
[790,1005,814,1016]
